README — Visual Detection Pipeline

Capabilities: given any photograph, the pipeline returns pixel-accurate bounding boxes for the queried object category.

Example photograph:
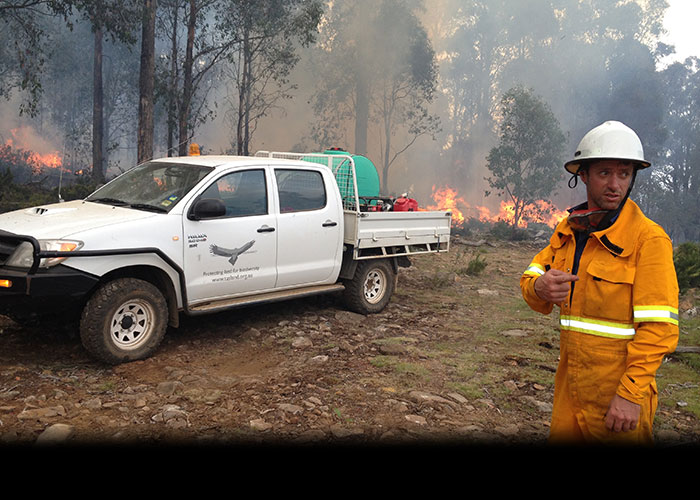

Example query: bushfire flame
[30,151,63,171]
[425,185,567,229]
[425,186,467,226]
[5,128,66,173]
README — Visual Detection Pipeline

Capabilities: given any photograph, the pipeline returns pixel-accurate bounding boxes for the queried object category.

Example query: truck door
[182,168,278,303]
[273,167,343,288]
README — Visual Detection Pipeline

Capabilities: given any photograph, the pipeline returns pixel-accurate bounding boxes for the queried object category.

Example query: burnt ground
[1,239,699,447]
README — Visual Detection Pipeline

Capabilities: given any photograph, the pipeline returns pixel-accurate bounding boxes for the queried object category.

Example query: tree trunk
[92,26,105,184]
[243,32,252,156]
[236,29,250,155]
[354,72,369,156]
[103,65,111,168]
[137,0,157,163]
[167,1,179,157]
[382,92,393,194]
[179,0,196,156]
[237,21,251,156]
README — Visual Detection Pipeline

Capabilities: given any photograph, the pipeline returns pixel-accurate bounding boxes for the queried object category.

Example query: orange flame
[425,185,566,229]
[424,185,466,226]
[30,151,63,170]
[5,127,65,172]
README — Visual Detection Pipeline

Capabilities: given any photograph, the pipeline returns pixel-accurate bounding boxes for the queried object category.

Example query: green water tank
[300,149,381,207]
[322,148,380,199]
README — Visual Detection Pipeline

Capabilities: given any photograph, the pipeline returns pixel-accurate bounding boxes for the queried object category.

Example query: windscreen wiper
[88,197,129,206]
[128,203,168,213]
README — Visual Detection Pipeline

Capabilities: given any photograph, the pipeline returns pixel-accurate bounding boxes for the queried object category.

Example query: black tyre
[80,278,168,364]
[342,259,396,314]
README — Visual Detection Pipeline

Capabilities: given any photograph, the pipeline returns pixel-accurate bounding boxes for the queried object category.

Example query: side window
[200,169,267,217]
[275,169,327,213]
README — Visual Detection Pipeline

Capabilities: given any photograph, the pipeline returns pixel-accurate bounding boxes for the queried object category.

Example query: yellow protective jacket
[520,200,678,437]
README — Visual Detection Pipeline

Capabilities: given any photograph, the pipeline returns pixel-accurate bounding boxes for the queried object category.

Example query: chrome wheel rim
[363,268,387,304]
[109,299,155,350]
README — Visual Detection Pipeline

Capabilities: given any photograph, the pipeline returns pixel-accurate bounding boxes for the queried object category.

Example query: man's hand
[534,269,578,304]
[604,394,641,432]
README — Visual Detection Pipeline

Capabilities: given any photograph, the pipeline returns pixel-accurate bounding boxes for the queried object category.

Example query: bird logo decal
[209,240,255,266]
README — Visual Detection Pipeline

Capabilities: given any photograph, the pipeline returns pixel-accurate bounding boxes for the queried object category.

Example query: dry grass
[392,238,700,439]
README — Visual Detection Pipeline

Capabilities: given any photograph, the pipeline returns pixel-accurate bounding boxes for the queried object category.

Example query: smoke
[0,0,675,221]
[181,0,602,218]
[0,97,61,153]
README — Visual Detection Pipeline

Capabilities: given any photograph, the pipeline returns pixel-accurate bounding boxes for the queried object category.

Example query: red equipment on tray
[392,194,419,211]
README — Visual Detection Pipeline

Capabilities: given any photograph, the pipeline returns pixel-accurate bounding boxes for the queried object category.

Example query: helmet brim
[565,157,651,175]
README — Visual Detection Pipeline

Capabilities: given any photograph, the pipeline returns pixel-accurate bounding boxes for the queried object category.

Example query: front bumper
[0,264,99,317]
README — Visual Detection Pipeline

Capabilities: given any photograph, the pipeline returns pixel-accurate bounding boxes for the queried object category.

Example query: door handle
[322,220,338,227]
[257,225,275,233]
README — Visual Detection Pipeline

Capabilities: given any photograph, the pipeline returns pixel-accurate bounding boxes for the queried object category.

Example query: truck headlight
[5,240,84,269]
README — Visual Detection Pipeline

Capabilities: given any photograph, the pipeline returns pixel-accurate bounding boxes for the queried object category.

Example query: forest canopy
[0,0,698,242]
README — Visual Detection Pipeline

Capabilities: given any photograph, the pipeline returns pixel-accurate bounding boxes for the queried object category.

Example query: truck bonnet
[0,199,158,240]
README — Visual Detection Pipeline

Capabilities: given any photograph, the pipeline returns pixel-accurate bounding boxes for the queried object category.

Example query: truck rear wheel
[80,278,168,365]
[343,259,395,314]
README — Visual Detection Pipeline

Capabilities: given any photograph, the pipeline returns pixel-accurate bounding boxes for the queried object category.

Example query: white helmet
[564,120,650,175]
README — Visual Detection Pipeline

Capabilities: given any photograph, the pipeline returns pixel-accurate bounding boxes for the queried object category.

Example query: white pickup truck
[0,151,451,364]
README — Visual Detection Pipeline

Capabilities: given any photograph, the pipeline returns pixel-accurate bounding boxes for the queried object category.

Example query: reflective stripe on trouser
[549,330,656,444]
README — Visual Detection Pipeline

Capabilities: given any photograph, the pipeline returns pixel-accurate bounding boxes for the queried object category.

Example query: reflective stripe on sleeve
[560,315,636,339]
[523,263,545,277]
[633,305,679,325]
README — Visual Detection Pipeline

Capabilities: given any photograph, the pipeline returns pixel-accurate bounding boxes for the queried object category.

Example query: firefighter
[520,121,679,444]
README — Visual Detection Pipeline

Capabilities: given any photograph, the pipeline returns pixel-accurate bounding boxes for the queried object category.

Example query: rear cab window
[274,169,327,213]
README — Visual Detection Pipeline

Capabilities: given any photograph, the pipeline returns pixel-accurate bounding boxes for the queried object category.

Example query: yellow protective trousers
[549,330,657,445]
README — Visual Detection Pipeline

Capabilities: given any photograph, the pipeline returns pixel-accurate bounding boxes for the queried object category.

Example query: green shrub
[462,252,488,276]
[490,220,528,241]
[422,271,455,288]
[0,168,97,214]
[674,242,700,293]
[53,181,99,201]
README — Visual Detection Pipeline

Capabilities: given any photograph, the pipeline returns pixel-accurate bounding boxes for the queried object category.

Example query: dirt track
[1,241,698,445]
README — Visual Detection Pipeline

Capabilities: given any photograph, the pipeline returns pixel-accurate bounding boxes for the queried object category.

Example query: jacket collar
[590,199,644,257]
[551,199,644,257]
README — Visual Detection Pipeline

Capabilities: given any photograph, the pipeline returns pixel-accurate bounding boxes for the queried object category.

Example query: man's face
[579,160,634,211]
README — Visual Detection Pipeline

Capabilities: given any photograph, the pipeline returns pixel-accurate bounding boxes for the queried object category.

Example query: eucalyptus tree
[177,0,217,156]
[438,0,669,189]
[9,9,139,182]
[485,86,566,229]
[310,0,439,193]
[0,1,138,183]
[153,0,224,157]
[551,0,668,153]
[75,0,139,182]
[155,0,186,156]
[155,0,245,156]
[644,58,700,242]
[138,0,157,164]
[219,0,323,156]
[0,0,73,116]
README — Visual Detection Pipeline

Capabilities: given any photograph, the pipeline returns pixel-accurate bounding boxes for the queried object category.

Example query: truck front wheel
[80,278,168,364]
[343,259,396,314]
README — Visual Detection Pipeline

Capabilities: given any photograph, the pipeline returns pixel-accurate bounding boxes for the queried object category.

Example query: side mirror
[188,198,226,220]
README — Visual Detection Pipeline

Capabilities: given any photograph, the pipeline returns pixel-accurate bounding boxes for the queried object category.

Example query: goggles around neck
[567,207,609,232]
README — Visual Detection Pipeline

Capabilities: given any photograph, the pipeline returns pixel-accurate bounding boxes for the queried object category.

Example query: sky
[660,0,700,65]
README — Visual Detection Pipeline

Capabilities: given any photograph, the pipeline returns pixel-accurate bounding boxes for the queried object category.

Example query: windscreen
[86,161,213,213]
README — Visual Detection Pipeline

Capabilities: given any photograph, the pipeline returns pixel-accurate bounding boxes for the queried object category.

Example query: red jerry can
[393,196,418,211]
